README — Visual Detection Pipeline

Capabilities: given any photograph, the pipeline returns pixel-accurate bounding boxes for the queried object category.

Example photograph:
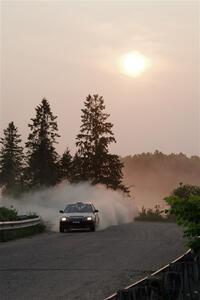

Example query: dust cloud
[0,183,137,231]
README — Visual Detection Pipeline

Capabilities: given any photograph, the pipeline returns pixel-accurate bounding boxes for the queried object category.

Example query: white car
[59,202,100,232]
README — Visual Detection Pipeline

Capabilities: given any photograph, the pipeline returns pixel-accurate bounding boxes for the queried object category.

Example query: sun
[120,51,150,77]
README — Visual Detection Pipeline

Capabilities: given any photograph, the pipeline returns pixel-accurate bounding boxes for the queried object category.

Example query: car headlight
[61,217,67,221]
[87,217,92,221]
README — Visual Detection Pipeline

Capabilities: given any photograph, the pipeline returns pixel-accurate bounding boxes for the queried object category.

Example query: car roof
[66,202,93,206]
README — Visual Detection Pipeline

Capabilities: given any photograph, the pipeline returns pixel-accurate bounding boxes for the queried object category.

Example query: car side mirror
[95,209,99,213]
[59,210,64,213]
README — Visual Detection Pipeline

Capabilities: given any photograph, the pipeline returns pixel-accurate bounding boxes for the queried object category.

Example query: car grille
[69,216,84,221]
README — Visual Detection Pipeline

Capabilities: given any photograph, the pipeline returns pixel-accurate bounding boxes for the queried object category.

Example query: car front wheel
[59,224,64,233]
[90,225,96,232]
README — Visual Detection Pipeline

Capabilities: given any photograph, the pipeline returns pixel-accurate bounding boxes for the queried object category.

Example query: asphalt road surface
[0,221,185,300]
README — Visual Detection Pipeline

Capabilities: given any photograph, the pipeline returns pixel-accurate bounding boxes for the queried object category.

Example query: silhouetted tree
[59,148,73,182]
[26,98,60,189]
[74,94,129,194]
[70,153,84,183]
[0,122,24,196]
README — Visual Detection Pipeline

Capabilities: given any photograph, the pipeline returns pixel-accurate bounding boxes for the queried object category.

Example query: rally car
[59,202,99,232]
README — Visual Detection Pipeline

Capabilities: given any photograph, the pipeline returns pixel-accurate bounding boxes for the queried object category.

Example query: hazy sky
[1,0,199,157]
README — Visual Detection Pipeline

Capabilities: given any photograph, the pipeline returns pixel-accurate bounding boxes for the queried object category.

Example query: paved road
[0,222,185,300]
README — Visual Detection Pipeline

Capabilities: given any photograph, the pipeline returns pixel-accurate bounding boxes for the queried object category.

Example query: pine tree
[0,122,24,196]
[74,94,129,194]
[71,152,87,183]
[60,148,72,182]
[26,98,60,189]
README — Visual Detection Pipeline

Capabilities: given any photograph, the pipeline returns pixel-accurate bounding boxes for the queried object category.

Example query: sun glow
[120,52,150,77]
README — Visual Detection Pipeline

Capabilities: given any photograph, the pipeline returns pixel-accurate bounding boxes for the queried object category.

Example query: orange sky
[1,1,199,156]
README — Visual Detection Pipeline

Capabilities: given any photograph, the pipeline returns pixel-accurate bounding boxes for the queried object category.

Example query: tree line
[0,95,129,197]
[121,151,200,208]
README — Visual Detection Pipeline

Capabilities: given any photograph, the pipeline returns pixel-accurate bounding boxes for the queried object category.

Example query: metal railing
[0,217,41,231]
[104,249,200,300]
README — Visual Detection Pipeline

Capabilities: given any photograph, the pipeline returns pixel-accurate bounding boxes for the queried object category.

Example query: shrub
[135,205,174,222]
[0,206,18,221]
[165,184,200,253]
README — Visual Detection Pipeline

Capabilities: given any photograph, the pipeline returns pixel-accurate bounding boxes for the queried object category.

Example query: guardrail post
[0,230,6,242]
[116,289,133,300]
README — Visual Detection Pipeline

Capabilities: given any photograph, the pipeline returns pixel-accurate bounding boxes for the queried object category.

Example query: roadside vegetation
[135,184,200,253]
[0,206,18,222]
[135,205,176,222]
[0,223,45,242]
[0,206,38,221]
[165,184,200,253]
[0,206,45,242]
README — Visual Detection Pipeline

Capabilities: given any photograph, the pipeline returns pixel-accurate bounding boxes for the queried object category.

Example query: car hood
[62,213,94,218]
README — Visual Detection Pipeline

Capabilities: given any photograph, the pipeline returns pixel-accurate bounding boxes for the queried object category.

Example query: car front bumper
[60,219,95,229]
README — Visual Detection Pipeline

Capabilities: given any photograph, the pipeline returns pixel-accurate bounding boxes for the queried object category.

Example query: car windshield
[64,204,93,213]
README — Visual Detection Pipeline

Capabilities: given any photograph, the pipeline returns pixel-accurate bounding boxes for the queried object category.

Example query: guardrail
[0,217,41,231]
[104,249,200,300]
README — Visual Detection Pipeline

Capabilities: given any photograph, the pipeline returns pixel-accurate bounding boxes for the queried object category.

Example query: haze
[1,0,199,156]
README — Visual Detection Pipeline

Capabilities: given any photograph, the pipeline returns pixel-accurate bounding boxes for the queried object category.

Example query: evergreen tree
[60,148,72,182]
[0,122,24,196]
[26,98,60,189]
[74,94,129,194]
[71,152,87,183]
